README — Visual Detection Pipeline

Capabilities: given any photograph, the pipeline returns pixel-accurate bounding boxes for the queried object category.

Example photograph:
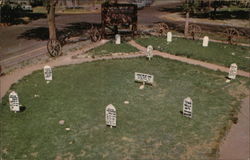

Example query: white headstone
[228,63,237,79]
[146,45,153,60]
[105,104,116,127]
[183,97,192,118]
[44,65,52,81]
[115,34,121,44]
[202,36,209,47]
[9,91,20,112]
[135,72,154,84]
[167,32,172,42]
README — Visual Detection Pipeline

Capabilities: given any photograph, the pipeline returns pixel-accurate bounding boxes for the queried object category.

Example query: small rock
[226,79,231,83]
[59,120,65,125]
[231,52,235,56]
[124,101,129,104]
[139,84,145,90]
[46,81,50,84]
[65,128,70,131]
[69,141,73,144]
[34,94,39,98]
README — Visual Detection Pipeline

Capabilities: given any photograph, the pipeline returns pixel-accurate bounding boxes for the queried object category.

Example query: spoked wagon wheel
[224,28,239,44]
[89,26,102,42]
[137,24,148,36]
[47,39,62,57]
[153,22,169,36]
[188,24,202,40]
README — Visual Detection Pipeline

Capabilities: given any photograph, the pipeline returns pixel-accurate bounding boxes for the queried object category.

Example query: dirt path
[128,40,250,78]
[219,96,250,160]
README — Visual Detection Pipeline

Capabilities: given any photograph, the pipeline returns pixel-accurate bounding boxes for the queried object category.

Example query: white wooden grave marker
[228,63,237,79]
[146,45,153,60]
[105,104,116,128]
[9,91,20,112]
[135,72,154,85]
[202,36,209,47]
[183,97,192,118]
[115,34,121,44]
[44,65,52,81]
[167,32,172,42]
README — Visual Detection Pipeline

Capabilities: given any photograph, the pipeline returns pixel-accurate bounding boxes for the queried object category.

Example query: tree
[182,0,199,37]
[47,0,58,40]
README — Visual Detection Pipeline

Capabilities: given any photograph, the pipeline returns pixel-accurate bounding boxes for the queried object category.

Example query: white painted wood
[228,63,237,79]
[9,91,20,112]
[183,97,192,118]
[105,104,116,127]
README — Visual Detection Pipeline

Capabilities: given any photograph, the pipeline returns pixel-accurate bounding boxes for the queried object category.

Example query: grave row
[115,33,209,47]
[106,96,193,128]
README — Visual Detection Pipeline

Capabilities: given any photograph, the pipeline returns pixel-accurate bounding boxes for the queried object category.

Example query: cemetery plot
[0,57,249,160]
[136,36,250,72]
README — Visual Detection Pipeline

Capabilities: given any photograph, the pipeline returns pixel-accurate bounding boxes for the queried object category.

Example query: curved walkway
[128,40,250,78]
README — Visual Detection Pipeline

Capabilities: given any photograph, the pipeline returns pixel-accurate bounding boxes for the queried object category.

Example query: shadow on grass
[192,10,250,20]
[20,106,26,112]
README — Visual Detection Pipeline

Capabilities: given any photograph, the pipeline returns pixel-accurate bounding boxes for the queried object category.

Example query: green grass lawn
[86,41,139,56]
[136,36,250,72]
[0,57,249,160]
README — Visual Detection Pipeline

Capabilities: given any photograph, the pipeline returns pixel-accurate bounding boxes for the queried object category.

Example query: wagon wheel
[137,24,148,36]
[224,28,239,44]
[89,26,102,42]
[153,23,169,36]
[47,39,62,57]
[188,24,202,40]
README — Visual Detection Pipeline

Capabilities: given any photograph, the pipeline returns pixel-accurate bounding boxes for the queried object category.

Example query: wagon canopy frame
[101,2,138,37]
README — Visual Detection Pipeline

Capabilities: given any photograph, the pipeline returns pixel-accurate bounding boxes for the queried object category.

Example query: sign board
[183,97,192,118]
[146,45,153,60]
[9,91,20,112]
[202,36,209,47]
[167,32,172,42]
[228,63,237,79]
[105,104,116,127]
[44,65,52,81]
[115,34,121,44]
[135,72,154,84]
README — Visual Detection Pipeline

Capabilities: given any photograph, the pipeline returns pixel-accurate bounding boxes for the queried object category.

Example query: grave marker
[9,91,20,112]
[146,45,153,60]
[228,63,237,79]
[115,34,121,44]
[135,72,154,86]
[44,65,52,81]
[167,32,172,42]
[183,97,192,118]
[202,36,209,47]
[105,104,116,128]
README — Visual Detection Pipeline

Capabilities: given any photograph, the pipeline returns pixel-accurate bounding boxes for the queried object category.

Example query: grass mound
[0,57,248,160]
[86,41,139,56]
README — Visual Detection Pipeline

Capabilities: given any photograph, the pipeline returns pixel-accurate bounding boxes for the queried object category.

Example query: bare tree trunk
[184,11,189,37]
[47,0,58,40]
